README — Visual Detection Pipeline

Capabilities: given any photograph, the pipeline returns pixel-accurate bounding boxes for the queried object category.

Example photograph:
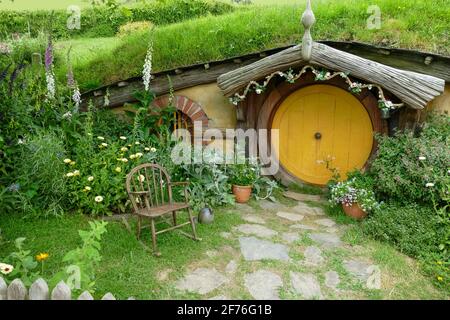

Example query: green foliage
[58,221,108,293]
[0,0,234,40]
[16,130,68,218]
[4,238,39,285]
[369,114,449,205]
[229,160,258,186]
[362,202,449,290]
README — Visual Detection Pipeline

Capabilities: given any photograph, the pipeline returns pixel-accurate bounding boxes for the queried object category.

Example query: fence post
[101,292,116,300]
[51,281,72,300]
[7,278,27,300]
[78,291,94,300]
[29,278,50,300]
[0,277,7,300]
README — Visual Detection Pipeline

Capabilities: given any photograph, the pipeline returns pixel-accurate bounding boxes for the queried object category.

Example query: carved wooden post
[301,0,316,61]
[101,292,116,300]
[0,277,7,300]
[29,278,49,300]
[51,281,72,300]
[78,291,94,300]
[7,279,27,300]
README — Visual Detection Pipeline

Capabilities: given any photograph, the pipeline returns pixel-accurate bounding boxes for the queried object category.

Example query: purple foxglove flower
[45,38,53,71]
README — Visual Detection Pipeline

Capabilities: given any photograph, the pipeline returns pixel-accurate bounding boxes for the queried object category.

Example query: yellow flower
[95,196,104,203]
[121,158,128,163]
[135,152,143,158]
[120,136,127,140]
[73,170,80,176]
[84,186,92,192]
[437,276,443,282]
[135,141,140,145]
[151,147,157,152]
[138,175,145,182]
[88,176,94,182]
[130,154,137,160]
[97,136,105,140]
[127,144,132,147]
[121,147,128,152]
[144,147,150,151]
[70,161,76,166]
[101,143,108,147]
[36,253,49,262]
[63,159,72,164]
[66,172,74,177]
[0,263,14,275]
[115,167,122,173]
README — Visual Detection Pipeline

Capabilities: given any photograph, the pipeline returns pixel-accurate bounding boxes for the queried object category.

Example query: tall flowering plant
[44,37,56,100]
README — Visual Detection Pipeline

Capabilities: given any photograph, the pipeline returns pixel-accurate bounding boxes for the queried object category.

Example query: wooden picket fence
[0,276,133,300]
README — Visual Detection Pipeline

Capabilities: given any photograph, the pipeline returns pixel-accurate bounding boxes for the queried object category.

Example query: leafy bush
[369,114,449,205]
[362,202,449,289]
[0,0,234,40]
[16,131,68,217]
[229,160,258,186]
[117,21,154,37]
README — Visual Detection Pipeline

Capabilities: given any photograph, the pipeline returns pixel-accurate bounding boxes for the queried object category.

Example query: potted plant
[329,178,379,220]
[230,161,258,203]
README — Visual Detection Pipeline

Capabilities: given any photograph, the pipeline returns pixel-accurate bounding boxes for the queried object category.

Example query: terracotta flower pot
[232,185,252,203]
[342,203,367,220]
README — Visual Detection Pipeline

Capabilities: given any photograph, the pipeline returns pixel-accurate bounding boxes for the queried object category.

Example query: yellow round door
[271,85,374,185]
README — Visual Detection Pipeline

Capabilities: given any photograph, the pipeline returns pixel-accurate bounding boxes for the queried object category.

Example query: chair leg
[137,216,142,240]
[187,207,201,241]
[150,218,161,256]
[172,210,177,226]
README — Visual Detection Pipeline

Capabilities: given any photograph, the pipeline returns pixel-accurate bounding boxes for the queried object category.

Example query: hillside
[51,0,450,90]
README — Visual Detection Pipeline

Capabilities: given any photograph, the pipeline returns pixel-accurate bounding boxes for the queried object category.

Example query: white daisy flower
[95,196,104,203]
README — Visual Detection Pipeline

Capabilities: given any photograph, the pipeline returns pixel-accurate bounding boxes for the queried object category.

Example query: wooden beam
[217,43,445,109]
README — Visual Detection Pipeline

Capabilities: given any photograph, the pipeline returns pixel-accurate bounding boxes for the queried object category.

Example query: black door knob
[315,132,322,140]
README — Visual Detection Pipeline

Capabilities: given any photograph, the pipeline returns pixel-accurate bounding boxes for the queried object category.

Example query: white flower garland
[229,65,404,111]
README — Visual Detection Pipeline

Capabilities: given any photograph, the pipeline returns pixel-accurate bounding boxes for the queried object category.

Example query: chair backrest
[126,163,172,212]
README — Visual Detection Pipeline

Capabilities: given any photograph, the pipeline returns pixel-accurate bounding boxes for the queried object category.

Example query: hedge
[0,0,235,39]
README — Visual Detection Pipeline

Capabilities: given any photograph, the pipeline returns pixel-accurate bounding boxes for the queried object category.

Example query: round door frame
[256,72,387,186]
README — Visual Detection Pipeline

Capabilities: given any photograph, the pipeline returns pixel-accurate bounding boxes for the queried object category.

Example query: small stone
[157,269,173,281]
[235,224,277,238]
[235,203,254,212]
[290,272,322,299]
[175,268,229,295]
[303,246,324,266]
[258,200,286,212]
[293,203,325,216]
[326,227,338,233]
[205,250,218,258]
[244,270,283,300]
[283,191,323,202]
[225,260,238,274]
[325,271,340,289]
[308,233,342,249]
[343,260,372,282]
[282,232,300,244]
[276,211,304,222]
[239,237,289,261]
[220,232,232,239]
[290,224,318,231]
[314,218,336,228]
[242,214,266,224]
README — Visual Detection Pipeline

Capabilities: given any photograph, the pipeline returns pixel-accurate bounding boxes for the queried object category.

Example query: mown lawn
[0,207,243,299]
[0,197,447,300]
[53,0,450,90]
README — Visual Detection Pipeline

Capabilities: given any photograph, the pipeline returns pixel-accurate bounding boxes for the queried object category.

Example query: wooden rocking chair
[125,163,200,256]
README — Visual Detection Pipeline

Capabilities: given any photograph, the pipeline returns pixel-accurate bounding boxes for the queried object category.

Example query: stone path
[172,191,380,300]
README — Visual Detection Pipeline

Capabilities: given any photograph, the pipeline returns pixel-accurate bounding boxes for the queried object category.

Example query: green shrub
[16,131,68,217]
[362,202,449,289]
[0,0,234,40]
[369,114,450,205]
